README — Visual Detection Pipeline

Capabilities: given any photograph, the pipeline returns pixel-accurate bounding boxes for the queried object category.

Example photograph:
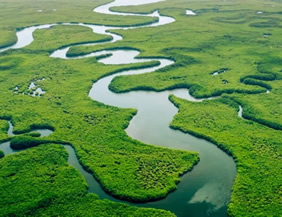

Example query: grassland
[0,0,281,216]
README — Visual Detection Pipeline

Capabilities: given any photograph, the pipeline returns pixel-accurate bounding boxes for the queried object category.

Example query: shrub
[10,136,49,150]
[0,150,4,159]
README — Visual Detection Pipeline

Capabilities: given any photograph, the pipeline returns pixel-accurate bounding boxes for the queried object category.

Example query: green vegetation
[0,2,199,214]
[229,80,282,130]
[0,30,17,49]
[0,144,86,216]
[0,0,281,216]
[27,25,112,53]
[0,50,198,203]
[0,144,175,217]
[0,56,22,70]
[0,150,4,159]
[169,96,282,217]
[32,194,176,217]
[82,0,281,216]
[10,136,50,150]
[0,0,158,48]
[0,119,9,142]
[24,132,41,137]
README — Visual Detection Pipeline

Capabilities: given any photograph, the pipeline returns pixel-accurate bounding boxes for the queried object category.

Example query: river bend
[0,1,237,217]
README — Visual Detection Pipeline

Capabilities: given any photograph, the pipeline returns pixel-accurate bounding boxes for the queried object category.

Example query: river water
[0,1,236,216]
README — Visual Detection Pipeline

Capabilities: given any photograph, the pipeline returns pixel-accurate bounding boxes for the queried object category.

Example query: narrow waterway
[0,1,237,217]
[88,58,236,217]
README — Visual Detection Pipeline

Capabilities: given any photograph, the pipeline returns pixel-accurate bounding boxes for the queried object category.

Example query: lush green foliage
[0,0,159,48]
[0,0,281,216]
[10,136,49,150]
[169,96,282,217]
[0,32,16,49]
[0,144,175,217]
[24,132,41,137]
[0,144,87,216]
[230,80,282,130]
[0,150,4,159]
[0,119,9,141]
[27,25,112,53]
[82,0,281,215]
[0,3,199,213]
[33,194,175,217]
[0,49,199,202]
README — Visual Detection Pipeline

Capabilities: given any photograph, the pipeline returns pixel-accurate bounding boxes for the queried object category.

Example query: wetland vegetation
[0,144,175,217]
[169,96,281,217]
[0,0,281,216]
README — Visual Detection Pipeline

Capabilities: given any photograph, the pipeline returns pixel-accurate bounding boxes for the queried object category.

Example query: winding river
[0,1,238,217]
